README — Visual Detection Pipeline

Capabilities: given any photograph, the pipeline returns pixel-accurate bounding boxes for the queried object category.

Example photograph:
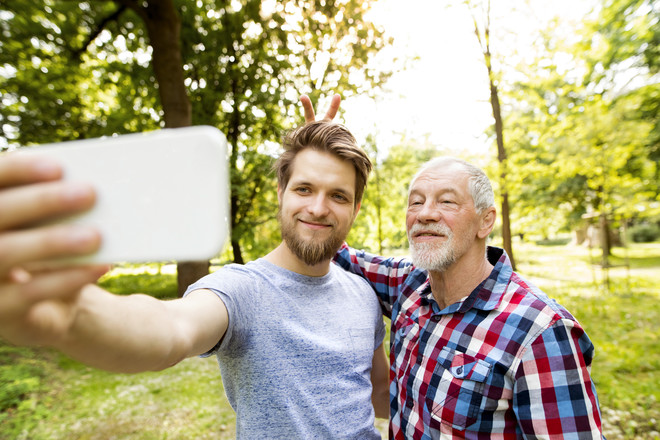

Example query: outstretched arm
[300,93,341,123]
[0,154,228,373]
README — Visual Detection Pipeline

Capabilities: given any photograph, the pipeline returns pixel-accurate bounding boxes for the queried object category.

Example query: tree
[502,1,657,263]
[0,1,394,294]
[178,0,393,264]
[0,1,207,292]
[464,0,516,269]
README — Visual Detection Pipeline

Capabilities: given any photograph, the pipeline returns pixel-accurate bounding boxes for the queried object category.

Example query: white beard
[408,223,457,272]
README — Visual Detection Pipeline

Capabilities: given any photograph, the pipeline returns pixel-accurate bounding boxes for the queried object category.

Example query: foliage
[500,0,659,245]
[0,350,235,440]
[0,2,161,146]
[628,222,660,243]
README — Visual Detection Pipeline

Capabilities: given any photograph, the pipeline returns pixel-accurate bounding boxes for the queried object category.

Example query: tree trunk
[599,213,612,265]
[470,0,516,270]
[487,62,516,270]
[122,0,208,296]
[130,0,191,128]
[227,66,244,264]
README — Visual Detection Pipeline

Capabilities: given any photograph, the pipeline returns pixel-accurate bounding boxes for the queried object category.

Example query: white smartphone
[19,126,230,264]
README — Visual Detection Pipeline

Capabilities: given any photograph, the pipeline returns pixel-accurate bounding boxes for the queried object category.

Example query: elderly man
[333,156,604,439]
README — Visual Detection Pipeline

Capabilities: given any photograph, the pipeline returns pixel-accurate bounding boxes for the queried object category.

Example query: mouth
[409,224,450,242]
[413,230,445,238]
[298,218,332,230]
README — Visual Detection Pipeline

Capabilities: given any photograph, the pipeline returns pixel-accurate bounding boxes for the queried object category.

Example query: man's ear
[277,184,283,205]
[352,201,362,222]
[478,207,497,239]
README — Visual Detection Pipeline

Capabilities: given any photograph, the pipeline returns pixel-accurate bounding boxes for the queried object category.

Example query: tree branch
[71,4,128,60]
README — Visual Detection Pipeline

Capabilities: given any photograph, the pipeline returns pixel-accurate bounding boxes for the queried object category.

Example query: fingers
[322,93,341,121]
[10,265,108,304]
[0,181,96,230]
[0,265,108,345]
[0,224,102,275]
[301,95,316,123]
[0,155,100,275]
[300,93,342,123]
[0,154,62,188]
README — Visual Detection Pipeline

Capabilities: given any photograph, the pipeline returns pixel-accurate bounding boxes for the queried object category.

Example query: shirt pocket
[425,346,493,430]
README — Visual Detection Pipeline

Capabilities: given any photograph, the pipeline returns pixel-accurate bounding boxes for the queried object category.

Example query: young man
[0,120,388,439]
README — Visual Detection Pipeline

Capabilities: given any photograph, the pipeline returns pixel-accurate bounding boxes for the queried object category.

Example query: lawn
[1,241,659,439]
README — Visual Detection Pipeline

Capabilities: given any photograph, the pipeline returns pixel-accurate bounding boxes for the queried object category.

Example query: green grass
[516,241,660,440]
[1,242,659,439]
[0,352,235,440]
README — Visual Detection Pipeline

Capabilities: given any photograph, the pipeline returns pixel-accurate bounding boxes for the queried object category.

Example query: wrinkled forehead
[409,162,470,195]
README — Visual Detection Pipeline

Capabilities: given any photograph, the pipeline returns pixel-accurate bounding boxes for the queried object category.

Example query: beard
[279,210,348,266]
[408,223,457,272]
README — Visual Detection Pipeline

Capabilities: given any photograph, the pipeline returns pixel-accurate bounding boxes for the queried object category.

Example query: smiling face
[406,162,489,272]
[278,148,359,267]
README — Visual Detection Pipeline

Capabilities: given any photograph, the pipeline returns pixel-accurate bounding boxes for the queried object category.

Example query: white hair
[408,157,495,214]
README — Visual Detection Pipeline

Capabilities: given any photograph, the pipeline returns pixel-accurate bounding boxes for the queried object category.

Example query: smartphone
[19,126,230,264]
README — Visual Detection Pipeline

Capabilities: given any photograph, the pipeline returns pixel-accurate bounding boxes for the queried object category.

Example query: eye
[332,193,349,203]
[294,186,311,194]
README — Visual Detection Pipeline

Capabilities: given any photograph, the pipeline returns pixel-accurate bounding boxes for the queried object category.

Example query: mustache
[408,223,451,236]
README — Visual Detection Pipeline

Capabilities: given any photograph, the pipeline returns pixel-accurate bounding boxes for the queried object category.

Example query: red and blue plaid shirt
[335,245,604,439]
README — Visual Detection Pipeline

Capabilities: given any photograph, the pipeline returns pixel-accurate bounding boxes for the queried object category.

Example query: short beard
[408,224,456,272]
[279,211,345,266]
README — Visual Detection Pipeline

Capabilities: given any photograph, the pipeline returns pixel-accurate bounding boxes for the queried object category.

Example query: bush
[629,223,660,243]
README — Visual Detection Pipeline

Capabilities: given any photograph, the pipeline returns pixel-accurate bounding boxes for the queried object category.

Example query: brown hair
[274,121,372,206]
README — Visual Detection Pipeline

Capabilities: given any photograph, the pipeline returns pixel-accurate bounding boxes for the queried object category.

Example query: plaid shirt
[334,245,604,439]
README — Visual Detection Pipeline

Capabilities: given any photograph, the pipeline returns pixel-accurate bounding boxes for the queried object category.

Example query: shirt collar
[419,246,513,314]
[460,246,512,312]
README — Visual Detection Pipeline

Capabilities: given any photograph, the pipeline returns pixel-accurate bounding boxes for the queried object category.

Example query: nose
[307,193,331,218]
[416,201,442,223]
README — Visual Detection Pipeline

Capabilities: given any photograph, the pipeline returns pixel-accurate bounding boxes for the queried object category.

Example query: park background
[1,0,659,438]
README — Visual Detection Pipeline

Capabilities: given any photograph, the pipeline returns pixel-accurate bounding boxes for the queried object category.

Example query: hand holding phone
[17,126,230,264]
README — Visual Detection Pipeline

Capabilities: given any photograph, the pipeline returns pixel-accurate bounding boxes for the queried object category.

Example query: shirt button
[406,398,414,409]
[456,366,463,375]
[432,315,441,322]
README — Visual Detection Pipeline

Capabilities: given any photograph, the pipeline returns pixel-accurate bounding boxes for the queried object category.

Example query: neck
[427,248,493,309]
[263,242,332,277]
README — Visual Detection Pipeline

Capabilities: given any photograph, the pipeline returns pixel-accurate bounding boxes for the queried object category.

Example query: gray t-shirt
[185,259,386,440]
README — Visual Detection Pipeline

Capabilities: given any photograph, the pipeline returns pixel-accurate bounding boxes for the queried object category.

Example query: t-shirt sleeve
[183,266,255,357]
